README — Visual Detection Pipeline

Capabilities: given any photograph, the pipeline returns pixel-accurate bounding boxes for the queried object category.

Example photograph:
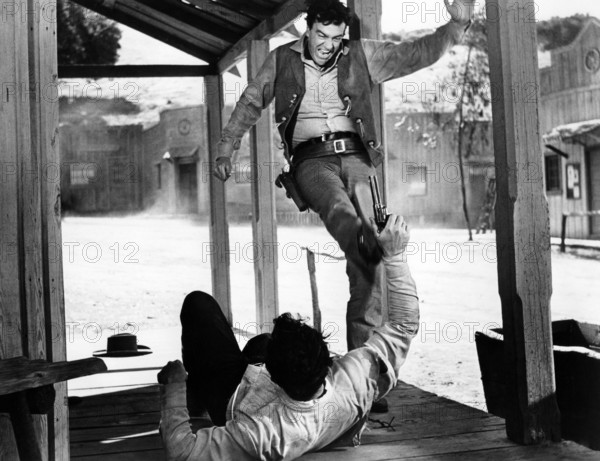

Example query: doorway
[177,162,198,214]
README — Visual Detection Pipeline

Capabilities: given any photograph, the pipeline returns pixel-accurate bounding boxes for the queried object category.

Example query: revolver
[369,175,390,232]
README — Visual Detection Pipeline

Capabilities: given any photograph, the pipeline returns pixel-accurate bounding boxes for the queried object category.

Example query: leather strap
[292,137,366,166]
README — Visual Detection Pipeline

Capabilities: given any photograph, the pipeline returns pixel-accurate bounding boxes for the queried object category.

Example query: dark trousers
[294,153,384,350]
[180,291,270,426]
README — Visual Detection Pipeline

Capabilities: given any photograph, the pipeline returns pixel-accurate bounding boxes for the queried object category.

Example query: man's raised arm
[213,51,277,181]
[361,0,474,84]
[363,214,420,394]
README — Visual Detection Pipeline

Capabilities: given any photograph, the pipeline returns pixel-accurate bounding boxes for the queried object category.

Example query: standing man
[214,0,472,354]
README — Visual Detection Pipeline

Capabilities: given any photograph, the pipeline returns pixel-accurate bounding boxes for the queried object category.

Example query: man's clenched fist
[213,156,232,181]
[157,360,187,385]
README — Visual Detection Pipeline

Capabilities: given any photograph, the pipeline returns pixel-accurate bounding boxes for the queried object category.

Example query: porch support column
[248,40,279,331]
[486,0,561,444]
[205,75,232,323]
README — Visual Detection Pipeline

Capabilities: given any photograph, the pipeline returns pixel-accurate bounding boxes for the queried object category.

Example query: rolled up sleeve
[362,20,468,84]
[363,255,420,397]
[219,50,278,154]
[159,383,254,461]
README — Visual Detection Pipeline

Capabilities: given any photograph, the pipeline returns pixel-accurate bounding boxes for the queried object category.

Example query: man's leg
[180,291,247,426]
[295,156,364,268]
[295,154,385,349]
[346,259,384,350]
[341,153,386,350]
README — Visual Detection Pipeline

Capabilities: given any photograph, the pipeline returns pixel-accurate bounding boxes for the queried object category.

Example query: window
[407,165,427,196]
[70,163,97,186]
[544,154,561,192]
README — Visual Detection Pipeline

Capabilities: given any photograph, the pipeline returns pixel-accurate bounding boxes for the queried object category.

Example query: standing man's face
[307,21,347,66]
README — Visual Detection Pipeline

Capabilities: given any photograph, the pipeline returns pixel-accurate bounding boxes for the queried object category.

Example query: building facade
[386,112,494,228]
[540,18,600,239]
[142,106,208,214]
[60,124,143,213]
[60,107,494,228]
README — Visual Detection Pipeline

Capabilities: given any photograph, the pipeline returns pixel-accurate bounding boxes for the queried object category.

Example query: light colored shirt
[292,36,357,146]
[159,254,419,461]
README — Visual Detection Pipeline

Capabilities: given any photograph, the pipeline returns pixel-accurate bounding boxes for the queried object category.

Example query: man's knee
[180,291,222,325]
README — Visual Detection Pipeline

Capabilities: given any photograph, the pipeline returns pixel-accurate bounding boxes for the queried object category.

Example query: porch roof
[72,0,306,74]
[544,119,600,146]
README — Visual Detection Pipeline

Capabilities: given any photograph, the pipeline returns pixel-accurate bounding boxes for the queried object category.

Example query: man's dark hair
[305,0,353,29]
[265,313,333,401]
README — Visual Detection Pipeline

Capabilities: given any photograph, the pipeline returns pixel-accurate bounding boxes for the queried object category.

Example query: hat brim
[93,345,152,358]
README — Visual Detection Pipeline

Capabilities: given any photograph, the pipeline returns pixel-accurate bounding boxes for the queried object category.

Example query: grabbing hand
[370,214,410,258]
[444,0,475,25]
[157,360,187,385]
[213,156,232,182]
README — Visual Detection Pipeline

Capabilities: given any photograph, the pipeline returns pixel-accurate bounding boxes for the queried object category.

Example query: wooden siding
[540,19,600,96]
[0,2,67,457]
[385,113,494,227]
[539,19,600,238]
[60,125,144,213]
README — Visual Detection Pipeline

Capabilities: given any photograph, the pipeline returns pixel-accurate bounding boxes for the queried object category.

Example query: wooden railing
[560,210,600,252]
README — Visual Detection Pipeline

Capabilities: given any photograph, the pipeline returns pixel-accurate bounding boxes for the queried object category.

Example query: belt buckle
[333,139,346,153]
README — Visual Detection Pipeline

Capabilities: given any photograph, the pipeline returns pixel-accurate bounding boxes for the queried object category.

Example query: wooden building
[386,113,494,227]
[142,106,208,214]
[540,17,600,238]
[2,0,594,459]
[60,124,144,213]
[59,102,493,225]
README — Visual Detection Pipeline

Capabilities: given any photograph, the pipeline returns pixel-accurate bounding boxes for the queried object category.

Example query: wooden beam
[140,0,245,43]
[212,0,273,19]
[58,65,212,79]
[71,0,218,63]
[115,0,230,51]
[26,0,55,456]
[217,0,306,73]
[204,75,233,323]
[184,0,257,29]
[0,357,107,395]
[0,2,27,457]
[36,2,70,456]
[486,0,561,444]
[248,40,279,332]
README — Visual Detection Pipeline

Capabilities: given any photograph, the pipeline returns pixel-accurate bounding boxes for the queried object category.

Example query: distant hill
[57,25,548,128]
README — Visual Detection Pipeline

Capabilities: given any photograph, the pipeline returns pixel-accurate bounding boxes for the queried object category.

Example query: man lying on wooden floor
[157,206,419,460]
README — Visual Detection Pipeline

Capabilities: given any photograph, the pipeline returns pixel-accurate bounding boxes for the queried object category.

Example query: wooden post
[0,4,27,458]
[560,214,568,253]
[347,0,388,199]
[347,0,388,324]
[248,40,279,332]
[486,0,561,444]
[204,75,233,323]
[1,0,66,457]
[38,3,69,455]
[306,250,321,333]
[31,1,67,458]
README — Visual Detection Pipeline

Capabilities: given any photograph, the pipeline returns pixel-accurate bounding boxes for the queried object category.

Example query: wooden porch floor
[69,380,598,460]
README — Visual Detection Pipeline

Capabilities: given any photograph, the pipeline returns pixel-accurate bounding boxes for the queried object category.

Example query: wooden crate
[476,320,600,450]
